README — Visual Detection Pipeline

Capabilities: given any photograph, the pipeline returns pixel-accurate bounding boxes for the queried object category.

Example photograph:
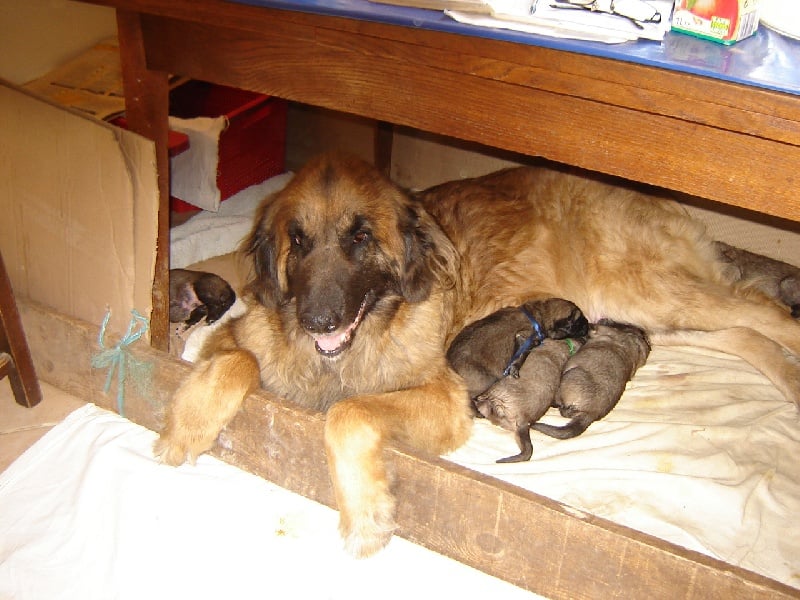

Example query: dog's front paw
[325,400,400,558]
[153,351,259,466]
[153,430,206,466]
[339,492,397,558]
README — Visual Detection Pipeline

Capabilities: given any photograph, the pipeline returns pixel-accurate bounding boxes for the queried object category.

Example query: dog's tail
[531,413,593,439]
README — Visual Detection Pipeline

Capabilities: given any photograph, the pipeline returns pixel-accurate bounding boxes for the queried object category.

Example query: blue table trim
[229,0,800,96]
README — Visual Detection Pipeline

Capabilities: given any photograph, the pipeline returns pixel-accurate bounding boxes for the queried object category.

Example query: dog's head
[242,153,458,357]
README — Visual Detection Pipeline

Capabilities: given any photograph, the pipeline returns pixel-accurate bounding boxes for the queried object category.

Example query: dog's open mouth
[312,297,369,358]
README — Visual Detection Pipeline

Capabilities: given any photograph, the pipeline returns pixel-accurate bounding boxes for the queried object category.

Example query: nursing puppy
[169,269,236,327]
[532,320,650,440]
[155,154,800,558]
[474,337,584,463]
[446,298,589,399]
[714,241,800,317]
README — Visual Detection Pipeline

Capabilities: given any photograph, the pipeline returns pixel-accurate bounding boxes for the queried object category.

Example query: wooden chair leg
[0,251,42,408]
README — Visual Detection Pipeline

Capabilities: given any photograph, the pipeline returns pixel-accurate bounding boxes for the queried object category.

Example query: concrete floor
[0,377,86,473]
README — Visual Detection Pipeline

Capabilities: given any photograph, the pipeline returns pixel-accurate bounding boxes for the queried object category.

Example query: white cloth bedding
[178,315,800,589]
[446,345,800,588]
[170,172,294,269]
[0,404,535,600]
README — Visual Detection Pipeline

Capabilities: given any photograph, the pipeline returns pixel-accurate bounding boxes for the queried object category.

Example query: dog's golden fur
[155,153,800,557]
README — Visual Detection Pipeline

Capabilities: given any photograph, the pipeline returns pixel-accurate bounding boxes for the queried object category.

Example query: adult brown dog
[154,153,800,558]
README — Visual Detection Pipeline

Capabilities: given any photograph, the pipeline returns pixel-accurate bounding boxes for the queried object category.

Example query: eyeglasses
[549,0,662,29]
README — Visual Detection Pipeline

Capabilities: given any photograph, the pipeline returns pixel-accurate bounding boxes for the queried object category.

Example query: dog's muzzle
[310,297,368,357]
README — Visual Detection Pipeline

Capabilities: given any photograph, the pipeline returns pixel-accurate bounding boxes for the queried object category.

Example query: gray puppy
[532,319,650,440]
[714,241,800,317]
[447,297,589,399]
[474,337,584,463]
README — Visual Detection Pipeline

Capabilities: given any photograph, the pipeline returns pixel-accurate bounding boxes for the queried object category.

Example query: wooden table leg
[116,9,171,351]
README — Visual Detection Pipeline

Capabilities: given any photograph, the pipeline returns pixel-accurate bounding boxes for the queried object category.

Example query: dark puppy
[169,269,236,327]
[474,337,584,463]
[715,241,800,317]
[532,319,650,440]
[447,298,589,399]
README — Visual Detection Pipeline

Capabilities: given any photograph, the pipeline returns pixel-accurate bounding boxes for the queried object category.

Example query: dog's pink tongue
[315,332,346,352]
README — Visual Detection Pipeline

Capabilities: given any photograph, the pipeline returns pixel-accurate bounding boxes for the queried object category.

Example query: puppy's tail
[531,413,593,439]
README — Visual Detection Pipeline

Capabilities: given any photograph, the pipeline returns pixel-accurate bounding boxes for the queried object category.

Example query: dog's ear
[399,204,459,302]
[241,198,289,307]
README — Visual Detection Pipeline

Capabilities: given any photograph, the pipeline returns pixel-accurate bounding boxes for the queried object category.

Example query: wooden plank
[139,15,800,221]
[17,300,800,599]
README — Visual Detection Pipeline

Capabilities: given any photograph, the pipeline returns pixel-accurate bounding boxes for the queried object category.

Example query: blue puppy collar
[502,306,544,377]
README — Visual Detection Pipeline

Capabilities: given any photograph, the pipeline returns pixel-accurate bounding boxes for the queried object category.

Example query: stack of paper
[445,0,673,43]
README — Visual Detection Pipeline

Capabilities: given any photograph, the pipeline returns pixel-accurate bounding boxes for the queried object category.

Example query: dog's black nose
[300,310,340,333]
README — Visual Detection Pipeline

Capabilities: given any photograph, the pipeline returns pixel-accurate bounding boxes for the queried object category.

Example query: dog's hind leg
[154,349,261,465]
[650,327,800,408]
[624,283,800,405]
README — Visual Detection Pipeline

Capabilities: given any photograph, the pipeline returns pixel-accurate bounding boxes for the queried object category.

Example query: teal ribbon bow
[91,309,152,417]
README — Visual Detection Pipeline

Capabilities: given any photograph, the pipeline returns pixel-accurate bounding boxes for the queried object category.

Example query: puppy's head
[242,153,458,357]
[523,298,589,340]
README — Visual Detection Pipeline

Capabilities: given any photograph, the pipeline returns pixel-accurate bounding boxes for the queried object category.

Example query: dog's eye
[352,230,370,245]
[290,231,305,248]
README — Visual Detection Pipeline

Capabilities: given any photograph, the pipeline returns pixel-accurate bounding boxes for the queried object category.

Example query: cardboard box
[0,80,158,338]
[671,0,761,44]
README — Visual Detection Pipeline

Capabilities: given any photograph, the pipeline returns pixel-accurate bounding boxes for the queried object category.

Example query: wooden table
[72,1,800,595]
[80,0,800,348]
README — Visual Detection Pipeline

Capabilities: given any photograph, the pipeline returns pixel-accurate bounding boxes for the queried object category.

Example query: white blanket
[0,404,535,600]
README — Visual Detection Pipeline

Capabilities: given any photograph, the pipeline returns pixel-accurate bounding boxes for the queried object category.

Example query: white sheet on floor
[0,404,535,600]
[445,344,800,589]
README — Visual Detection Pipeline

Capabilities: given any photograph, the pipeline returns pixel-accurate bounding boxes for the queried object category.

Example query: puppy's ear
[241,199,289,307]
[399,204,459,302]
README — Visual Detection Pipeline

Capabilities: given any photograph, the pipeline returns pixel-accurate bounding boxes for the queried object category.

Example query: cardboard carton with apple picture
[672,0,761,44]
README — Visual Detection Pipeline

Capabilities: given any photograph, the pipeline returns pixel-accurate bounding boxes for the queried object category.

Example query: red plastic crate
[168,80,288,212]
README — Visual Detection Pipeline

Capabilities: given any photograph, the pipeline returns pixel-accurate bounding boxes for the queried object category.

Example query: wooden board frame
[19,299,800,599]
